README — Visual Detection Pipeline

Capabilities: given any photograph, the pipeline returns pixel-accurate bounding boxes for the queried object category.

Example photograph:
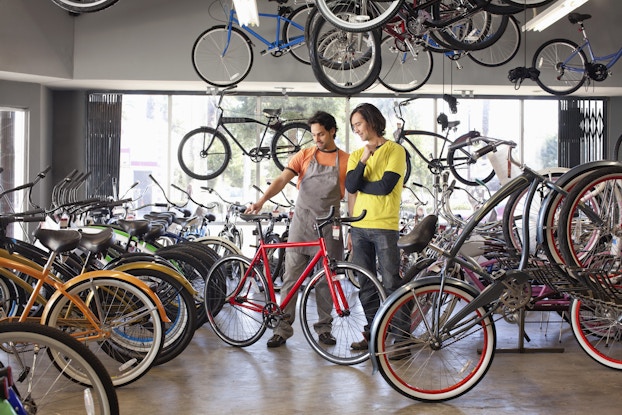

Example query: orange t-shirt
[287,147,349,198]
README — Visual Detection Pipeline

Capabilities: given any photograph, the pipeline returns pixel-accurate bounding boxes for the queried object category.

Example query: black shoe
[350,332,369,350]
[319,332,336,345]
[267,334,287,348]
[350,338,368,350]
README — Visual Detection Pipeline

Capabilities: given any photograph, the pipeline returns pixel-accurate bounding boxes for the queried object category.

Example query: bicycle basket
[487,145,521,186]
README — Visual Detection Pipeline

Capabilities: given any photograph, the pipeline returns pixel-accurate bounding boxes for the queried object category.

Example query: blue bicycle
[533,12,622,96]
[192,0,312,87]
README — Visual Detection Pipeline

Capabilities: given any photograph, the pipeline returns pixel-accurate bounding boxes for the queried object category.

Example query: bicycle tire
[0,321,119,415]
[378,35,433,93]
[195,235,244,257]
[532,38,588,96]
[479,0,522,15]
[204,255,270,347]
[43,277,164,387]
[615,133,622,162]
[271,121,314,171]
[446,135,496,187]
[177,126,232,181]
[191,25,253,87]
[156,244,216,328]
[569,298,622,370]
[536,161,622,267]
[283,4,314,65]
[430,4,509,52]
[308,12,382,95]
[370,277,496,402]
[0,275,21,317]
[315,0,404,32]
[51,0,119,13]
[299,262,385,365]
[501,167,567,253]
[501,0,555,7]
[467,15,520,67]
[119,266,198,366]
[557,166,622,268]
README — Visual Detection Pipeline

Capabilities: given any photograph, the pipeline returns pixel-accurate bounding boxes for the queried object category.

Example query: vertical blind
[86,93,122,198]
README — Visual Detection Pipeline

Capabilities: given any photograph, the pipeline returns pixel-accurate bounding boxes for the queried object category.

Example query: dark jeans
[350,227,406,334]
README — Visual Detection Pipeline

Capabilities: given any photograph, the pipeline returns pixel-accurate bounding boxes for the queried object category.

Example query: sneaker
[318,332,336,345]
[267,334,287,348]
[350,331,370,350]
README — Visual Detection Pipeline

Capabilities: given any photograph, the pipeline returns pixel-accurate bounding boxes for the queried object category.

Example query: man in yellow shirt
[345,103,407,354]
[246,111,349,348]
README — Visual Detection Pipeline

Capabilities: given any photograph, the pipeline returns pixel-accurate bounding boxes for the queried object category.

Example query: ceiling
[3,0,621,98]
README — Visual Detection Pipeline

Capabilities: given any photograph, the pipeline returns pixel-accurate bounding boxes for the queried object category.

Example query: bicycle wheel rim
[533,39,587,96]
[378,36,433,93]
[315,0,404,32]
[309,11,382,95]
[44,278,164,387]
[300,263,386,365]
[570,298,622,370]
[0,321,119,415]
[371,279,496,402]
[191,26,253,87]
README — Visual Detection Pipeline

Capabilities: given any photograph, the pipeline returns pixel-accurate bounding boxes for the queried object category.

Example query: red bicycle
[203,207,386,365]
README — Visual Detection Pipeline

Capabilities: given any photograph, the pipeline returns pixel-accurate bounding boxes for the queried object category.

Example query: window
[118,94,560,219]
[0,108,28,238]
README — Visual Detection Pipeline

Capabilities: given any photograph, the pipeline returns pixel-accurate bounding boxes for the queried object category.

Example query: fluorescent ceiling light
[232,0,259,27]
[523,0,589,32]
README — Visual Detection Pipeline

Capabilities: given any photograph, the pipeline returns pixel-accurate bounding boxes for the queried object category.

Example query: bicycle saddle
[263,108,282,117]
[78,227,115,254]
[569,13,591,24]
[34,228,82,253]
[117,219,151,237]
[240,213,272,222]
[437,113,460,131]
[397,214,438,255]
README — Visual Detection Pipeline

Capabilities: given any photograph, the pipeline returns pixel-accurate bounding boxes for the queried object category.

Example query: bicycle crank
[499,278,532,312]
[249,147,272,162]
[263,302,283,329]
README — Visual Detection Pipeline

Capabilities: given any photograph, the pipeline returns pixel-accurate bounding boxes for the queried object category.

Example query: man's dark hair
[350,103,386,137]
[308,111,338,133]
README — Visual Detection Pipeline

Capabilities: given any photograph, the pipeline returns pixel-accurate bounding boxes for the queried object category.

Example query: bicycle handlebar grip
[473,144,497,160]
[342,209,367,223]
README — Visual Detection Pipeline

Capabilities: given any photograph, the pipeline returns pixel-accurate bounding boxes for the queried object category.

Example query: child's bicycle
[203,206,386,365]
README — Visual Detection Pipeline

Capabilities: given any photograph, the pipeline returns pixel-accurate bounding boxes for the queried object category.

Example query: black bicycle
[177,85,313,181]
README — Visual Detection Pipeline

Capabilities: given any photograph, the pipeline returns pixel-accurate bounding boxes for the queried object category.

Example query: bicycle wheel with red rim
[370,278,496,402]
[570,298,622,370]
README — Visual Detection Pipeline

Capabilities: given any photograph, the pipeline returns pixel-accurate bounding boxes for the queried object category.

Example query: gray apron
[288,149,343,257]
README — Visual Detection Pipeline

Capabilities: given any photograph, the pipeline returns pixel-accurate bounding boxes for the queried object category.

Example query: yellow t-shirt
[347,140,406,230]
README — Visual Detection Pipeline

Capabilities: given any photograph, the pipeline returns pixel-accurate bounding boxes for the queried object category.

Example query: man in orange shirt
[246,111,349,348]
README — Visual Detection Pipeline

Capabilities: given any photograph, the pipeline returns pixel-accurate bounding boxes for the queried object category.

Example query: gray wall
[67,0,622,88]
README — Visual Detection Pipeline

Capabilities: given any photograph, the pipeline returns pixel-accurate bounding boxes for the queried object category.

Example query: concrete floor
[116,310,622,415]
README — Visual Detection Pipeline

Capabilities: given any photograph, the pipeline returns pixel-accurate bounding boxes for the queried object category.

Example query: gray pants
[273,227,343,339]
